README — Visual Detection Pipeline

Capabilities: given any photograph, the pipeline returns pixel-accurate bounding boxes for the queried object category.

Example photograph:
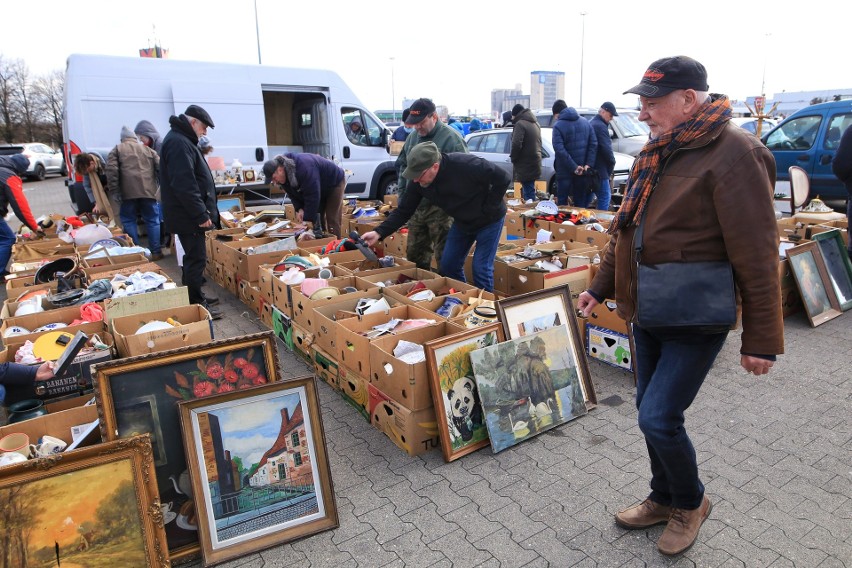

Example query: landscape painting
[179,378,337,565]
[469,325,588,453]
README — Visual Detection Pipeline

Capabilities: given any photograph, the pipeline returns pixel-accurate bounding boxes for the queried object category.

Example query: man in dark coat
[552,105,598,206]
[509,104,542,201]
[831,123,852,258]
[262,152,346,238]
[361,142,510,292]
[159,104,221,317]
[589,102,619,211]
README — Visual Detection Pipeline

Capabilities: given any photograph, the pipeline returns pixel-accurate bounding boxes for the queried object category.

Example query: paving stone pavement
[11,178,852,567]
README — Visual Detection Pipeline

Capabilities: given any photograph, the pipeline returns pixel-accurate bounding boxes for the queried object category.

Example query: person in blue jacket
[589,102,618,211]
[552,104,598,206]
[262,153,346,238]
[0,362,56,407]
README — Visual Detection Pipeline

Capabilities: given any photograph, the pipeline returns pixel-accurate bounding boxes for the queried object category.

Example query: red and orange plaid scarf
[609,94,732,234]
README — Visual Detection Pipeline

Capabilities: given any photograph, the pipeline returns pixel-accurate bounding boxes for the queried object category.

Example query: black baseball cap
[600,102,618,116]
[405,98,436,125]
[184,104,215,128]
[623,56,709,98]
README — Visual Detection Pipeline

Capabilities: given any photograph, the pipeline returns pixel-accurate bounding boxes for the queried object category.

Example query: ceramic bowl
[246,222,268,237]
[136,320,174,334]
[309,286,340,300]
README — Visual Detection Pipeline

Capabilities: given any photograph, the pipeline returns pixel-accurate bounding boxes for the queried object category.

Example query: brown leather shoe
[615,499,672,529]
[657,495,712,555]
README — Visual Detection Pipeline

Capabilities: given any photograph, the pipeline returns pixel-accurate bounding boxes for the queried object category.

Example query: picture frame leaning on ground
[785,241,842,327]
[178,377,338,566]
[811,228,852,311]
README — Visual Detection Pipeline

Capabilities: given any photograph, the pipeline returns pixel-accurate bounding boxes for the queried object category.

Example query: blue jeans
[847,198,851,259]
[120,198,161,254]
[556,176,574,206]
[594,176,611,212]
[0,218,17,273]
[520,180,536,201]
[439,217,504,292]
[633,325,728,509]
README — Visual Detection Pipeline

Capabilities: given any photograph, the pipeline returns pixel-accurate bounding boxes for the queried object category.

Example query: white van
[62,54,397,207]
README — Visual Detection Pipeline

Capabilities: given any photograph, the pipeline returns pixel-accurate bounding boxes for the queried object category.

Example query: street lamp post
[579,12,587,107]
[254,0,262,64]
[390,57,396,123]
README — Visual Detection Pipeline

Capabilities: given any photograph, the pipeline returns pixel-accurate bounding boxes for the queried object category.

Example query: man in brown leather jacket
[578,56,783,556]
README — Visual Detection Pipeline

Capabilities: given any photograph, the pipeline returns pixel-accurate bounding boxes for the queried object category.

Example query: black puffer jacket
[159,114,219,233]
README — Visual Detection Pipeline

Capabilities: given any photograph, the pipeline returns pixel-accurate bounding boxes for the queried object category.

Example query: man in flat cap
[578,55,782,556]
[160,104,222,318]
[589,101,619,211]
[395,97,467,272]
[362,142,510,291]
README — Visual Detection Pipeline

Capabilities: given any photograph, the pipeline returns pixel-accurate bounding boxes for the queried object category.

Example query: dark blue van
[762,99,852,199]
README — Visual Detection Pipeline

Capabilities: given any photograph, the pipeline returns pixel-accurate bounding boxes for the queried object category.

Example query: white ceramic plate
[535,201,559,215]
[3,326,30,338]
[34,322,68,333]
[265,220,290,232]
[135,320,174,334]
[246,222,268,236]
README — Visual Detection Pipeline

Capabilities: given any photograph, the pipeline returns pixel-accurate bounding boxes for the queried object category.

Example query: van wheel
[377,174,399,198]
[31,164,46,181]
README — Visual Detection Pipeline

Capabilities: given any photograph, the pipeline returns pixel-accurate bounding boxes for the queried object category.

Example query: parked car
[465,127,634,203]
[761,99,852,199]
[0,142,66,180]
[535,108,649,156]
[730,117,778,136]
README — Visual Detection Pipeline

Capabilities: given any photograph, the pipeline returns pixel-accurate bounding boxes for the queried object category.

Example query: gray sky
[3,0,846,116]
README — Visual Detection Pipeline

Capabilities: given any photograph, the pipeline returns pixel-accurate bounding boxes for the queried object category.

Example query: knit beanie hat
[512,104,525,117]
[120,125,137,140]
[10,154,29,174]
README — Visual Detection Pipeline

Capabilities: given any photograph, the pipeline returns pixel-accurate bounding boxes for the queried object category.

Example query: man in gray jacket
[106,126,162,259]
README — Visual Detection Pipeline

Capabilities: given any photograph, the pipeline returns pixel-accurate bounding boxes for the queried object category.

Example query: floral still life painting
[469,325,588,453]
[179,378,337,566]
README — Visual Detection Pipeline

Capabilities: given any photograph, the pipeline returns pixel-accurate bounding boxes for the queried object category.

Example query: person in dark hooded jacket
[552,105,598,206]
[510,104,542,201]
[160,105,221,316]
[0,154,40,277]
[134,120,163,155]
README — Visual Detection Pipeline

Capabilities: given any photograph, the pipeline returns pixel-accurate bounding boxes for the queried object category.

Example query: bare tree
[10,59,36,141]
[32,69,64,146]
[0,55,19,143]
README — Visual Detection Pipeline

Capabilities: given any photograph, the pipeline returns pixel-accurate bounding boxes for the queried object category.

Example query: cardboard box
[0,403,100,449]
[339,367,370,422]
[586,299,628,335]
[111,305,213,357]
[354,267,440,290]
[291,322,313,366]
[237,279,263,315]
[313,345,340,392]
[336,305,417,377]
[312,292,400,355]
[381,231,408,257]
[781,283,802,317]
[383,194,399,206]
[80,252,149,269]
[334,257,416,277]
[367,383,439,456]
[587,324,633,372]
[103,287,190,323]
[1,305,107,344]
[507,260,592,298]
[381,277,476,314]
[211,235,273,268]
[291,276,374,334]
[271,306,293,349]
[258,264,277,306]
[83,263,167,283]
[369,322,464,411]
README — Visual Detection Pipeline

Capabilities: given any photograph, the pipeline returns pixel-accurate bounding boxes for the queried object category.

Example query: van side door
[765,112,824,194]
[813,111,852,199]
[339,107,388,197]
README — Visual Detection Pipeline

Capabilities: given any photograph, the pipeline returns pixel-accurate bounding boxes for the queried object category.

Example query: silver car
[6,143,67,180]
[465,126,634,197]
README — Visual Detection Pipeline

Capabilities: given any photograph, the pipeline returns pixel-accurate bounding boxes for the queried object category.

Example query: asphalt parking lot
[6,176,851,567]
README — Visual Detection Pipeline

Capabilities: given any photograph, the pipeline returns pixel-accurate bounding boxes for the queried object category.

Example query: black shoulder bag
[634,215,737,330]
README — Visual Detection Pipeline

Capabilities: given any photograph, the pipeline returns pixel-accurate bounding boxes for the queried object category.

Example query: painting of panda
[425,324,504,462]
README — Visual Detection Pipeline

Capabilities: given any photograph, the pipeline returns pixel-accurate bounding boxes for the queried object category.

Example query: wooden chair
[787,166,811,215]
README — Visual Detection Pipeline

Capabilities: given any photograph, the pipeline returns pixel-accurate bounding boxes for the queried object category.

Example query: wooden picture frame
[217,194,245,213]
[812,228,852,311]
[178,377,337,566]
[242,169,256,182]
[469,325,590,453]
[0,435,169,568]
[497,287,596,406]
[93,332,280,561]
[425,324,504,462]
[786,241,842,326]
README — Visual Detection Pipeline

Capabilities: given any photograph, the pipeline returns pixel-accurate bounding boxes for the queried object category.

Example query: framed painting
[425,323,504,462]
[217,194,245,213]
[93,332,280,561]
[786,241,842,326]
[469,325,590,453]
[178,377,338,566]
[0,435,169,568]
[497,287,596,406]
[812,228,852,311]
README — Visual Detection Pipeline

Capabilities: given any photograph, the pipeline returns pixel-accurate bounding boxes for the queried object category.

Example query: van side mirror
[381,128,389,147]
[255,148,264,162]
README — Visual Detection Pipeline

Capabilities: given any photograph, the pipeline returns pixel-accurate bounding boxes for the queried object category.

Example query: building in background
[491,85,529,120]
[759,90,852,118]
[530,71,565,113]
